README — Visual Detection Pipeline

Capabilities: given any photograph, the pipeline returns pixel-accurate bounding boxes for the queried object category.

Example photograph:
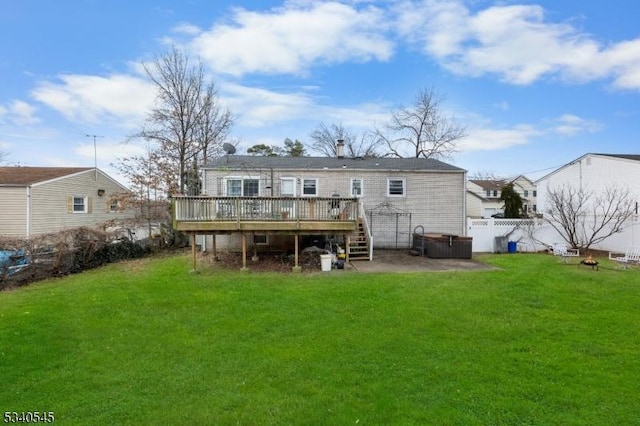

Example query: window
[73,196,87,213]
[493,190,498,197]
[486,190,491,197]
[533,190,537,197]
[524,190,529,197]
[387,178,405,197]
[109,200,121,213]
[280,178,295,197]
[253,234,268,245]
[225,177,259,196]
[351,178,363,197]
[303,178,318,196]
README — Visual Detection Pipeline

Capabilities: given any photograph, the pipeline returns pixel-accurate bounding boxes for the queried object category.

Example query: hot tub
[412,233,473,259]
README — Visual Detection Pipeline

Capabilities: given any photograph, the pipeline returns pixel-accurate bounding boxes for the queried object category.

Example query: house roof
[205,155,466,172]
[535,153,640,183]
[594,154,640,162]
[0,167,93,186]
[468,179,506,190]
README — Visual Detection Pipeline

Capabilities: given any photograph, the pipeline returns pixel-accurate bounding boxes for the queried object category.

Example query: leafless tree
[0,147,8,164]
[375,87,466,159]
[544,184,636,250]
[309,122,381,157]
[132,47,233,194]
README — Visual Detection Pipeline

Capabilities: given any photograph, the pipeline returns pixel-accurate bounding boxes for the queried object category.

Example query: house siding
[537,155,640,214]
[28,170,132,236]
[536,154,640,251]
[0,187,28,237]
[202,165,466,250]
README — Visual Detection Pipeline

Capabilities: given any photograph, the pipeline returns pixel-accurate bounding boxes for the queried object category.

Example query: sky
[1,0,639,185]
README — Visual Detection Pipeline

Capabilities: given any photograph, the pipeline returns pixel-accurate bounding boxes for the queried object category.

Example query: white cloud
[550,114,602,137]
[190,2,393,76]
[0,100,39,126]
[460,125,540,151]
[223,82,390,132]
[31,74,155,128]
[396,0,640,89]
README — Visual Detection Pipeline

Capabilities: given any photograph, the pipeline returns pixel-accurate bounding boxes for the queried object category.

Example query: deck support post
[241,233,248,271]
[190,233,198,273]
[211,234,218,261]
[292,234,302,273]
[345,234,350,263]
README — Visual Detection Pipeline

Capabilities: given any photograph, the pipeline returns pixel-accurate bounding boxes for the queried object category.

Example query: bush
[0,227,149,290]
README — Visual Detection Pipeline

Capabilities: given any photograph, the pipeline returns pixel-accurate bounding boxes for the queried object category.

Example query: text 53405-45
[3,412,55,423]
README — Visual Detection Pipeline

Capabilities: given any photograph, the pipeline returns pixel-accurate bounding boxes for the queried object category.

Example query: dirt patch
[200,251,329,273]
[200,249,493,273]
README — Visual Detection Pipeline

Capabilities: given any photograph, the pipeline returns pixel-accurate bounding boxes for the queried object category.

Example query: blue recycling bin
[507,241,517,253]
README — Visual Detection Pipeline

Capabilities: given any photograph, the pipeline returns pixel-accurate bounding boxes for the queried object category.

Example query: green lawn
[1,254,639,425]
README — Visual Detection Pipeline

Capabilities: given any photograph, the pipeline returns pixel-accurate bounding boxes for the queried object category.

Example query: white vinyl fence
[467,216,640,253]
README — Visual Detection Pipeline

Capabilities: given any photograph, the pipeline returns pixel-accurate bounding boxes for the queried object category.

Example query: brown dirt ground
[198,249,495,273]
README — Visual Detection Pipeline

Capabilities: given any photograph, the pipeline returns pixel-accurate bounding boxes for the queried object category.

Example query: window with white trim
[303,178,318,196]
[387,178,405,197]
[225,177,259,196]
[351,178,363,197]
[73,196,88,213]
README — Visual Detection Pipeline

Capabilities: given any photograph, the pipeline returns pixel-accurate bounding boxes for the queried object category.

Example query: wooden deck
[173,196,360,234]
[173,196,372,271]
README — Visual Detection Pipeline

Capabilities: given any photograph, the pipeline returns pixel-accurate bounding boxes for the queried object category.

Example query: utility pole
[86,134,104,180]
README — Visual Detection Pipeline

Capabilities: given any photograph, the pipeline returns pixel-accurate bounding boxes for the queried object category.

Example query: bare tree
[310,122,381,158]
[544,184,636,250]
[132,47,233,194]
[375,87,466,159]
[0,147,8,164]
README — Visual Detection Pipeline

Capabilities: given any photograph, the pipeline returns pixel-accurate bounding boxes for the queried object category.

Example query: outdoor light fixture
[97,189,105,197]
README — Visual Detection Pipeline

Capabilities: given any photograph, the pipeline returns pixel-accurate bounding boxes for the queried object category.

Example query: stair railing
[358,201,373,261]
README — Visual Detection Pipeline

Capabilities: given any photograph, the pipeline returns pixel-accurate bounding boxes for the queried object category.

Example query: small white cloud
[460,125,540,151]
[0,100,39,126]
[171,22,202,36]
[190,2,393,76]
[551,114,602,136]
[31,74,155,128]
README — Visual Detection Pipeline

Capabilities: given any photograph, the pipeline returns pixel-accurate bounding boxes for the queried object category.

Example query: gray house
[173,149,467,267]
[0,167,133,238]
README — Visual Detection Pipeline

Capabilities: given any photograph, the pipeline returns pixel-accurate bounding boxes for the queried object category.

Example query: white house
[467,176,537,218]
[172,151,468,266]
[536,153,640,250]
[0,167,134,238]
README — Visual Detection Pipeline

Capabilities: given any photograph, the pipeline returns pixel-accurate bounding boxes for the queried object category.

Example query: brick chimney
[336,139,345,159]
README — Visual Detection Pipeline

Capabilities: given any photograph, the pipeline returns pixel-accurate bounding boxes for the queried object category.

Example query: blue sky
[1,0,639,183]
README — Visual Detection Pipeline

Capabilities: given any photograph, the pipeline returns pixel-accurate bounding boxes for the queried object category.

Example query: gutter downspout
[26,186,31,238]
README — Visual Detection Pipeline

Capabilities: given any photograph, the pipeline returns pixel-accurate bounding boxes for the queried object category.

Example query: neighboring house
[0,167,133,238]
[173,149,467,266]
[536,153,640,250]
[467,176,537,218]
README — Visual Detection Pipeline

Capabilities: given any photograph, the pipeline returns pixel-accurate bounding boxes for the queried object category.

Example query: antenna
[86,134,104,180]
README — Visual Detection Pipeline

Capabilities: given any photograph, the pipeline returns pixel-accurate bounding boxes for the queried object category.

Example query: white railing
[359,201,374,261]
[173,196,359,223]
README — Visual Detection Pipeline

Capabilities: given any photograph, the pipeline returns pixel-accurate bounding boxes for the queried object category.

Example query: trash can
[495,236,508,253]
[320,254,332,272]
[508,241,517,253]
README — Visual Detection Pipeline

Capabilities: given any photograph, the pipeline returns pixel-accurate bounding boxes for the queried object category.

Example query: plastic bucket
[508,241,517,253]
[320,254,332,272]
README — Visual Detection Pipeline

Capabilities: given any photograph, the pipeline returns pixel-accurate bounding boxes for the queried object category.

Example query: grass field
[1,253,639,425]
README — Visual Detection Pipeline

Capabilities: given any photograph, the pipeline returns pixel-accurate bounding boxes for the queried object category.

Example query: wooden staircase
[348,220,370,261]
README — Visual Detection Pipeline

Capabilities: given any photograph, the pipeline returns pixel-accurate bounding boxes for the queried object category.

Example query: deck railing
[173,196,359,223]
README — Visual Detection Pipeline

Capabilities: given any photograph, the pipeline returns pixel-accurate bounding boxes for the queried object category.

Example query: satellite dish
[223,143,236,155]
